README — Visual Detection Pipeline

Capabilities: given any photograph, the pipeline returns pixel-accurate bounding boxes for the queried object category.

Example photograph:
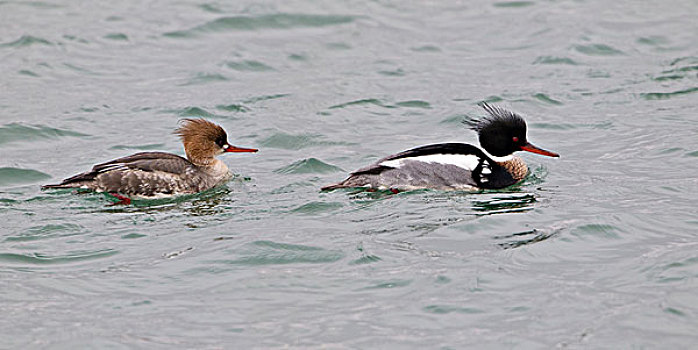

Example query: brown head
[174,118,257,166]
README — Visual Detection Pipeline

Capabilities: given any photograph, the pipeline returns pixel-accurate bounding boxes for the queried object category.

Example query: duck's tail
[320,183,346,191]
[41,172,93,190]
[41,182,77,190]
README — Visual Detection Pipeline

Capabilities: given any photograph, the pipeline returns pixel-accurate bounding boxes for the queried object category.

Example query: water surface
[1,0,697,348]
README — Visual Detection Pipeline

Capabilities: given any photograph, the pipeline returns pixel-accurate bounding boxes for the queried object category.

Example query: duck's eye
[512,136,519,142]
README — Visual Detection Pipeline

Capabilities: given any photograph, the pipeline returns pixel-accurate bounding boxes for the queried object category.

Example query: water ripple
[573,43,625,56]
[109,143,166,151]
[0,123,88,145]
[216,103,249,112]
[259,132,352,150]
[0,249,118,265]
[242,93,290,104]
[640,87,698,100]
[290,201,344,215]
[395,100,431,108]
[274,158,343,174]
[329,98,392,110]
[532,93,563,105]
[0,35,52,48]
[103,33,129,41]
[164,14,356,38]
[329,98,432,110]
[219,240,345,265]
[179,72,229,86]
[495,228,562,249]
[0,167,50,187]
[224,60,274,72]
[423,305,485,314]
[164,106,226,119]
[4,223,84,242]
[495,1,536,8]
[533,56,578,65]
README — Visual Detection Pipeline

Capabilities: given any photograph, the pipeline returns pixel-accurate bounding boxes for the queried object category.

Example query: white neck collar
[480,147,513,162]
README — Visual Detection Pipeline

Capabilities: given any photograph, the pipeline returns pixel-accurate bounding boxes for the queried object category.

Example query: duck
[322,102,559,192]
[41,118,257,204]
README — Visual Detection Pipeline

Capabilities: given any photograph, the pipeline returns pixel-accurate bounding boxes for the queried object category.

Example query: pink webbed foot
[108,192,132,206]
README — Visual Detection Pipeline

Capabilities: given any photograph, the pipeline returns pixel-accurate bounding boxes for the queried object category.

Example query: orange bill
[224,144,258,153]
[520,142,559,157]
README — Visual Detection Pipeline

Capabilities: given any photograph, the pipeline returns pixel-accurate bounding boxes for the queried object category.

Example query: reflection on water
[494,228,562,249]
[95,186,234,216]
[471,193,537,215]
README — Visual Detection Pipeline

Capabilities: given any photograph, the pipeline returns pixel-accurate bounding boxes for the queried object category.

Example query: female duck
[42,119,257,203]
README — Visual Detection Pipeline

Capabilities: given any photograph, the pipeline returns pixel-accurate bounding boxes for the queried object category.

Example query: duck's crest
[174,118,227,143]
[463,102,526,133]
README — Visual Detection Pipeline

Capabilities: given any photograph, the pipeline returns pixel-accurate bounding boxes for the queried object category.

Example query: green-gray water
[2,0,697,348]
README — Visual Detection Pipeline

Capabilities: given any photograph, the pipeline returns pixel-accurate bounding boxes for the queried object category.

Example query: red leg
[108,192,131,205]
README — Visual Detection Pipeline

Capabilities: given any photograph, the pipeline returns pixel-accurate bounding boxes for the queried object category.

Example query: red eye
[512,136,519,142]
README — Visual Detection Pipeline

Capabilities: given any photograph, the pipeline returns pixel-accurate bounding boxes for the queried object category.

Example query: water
[2,0,697,348]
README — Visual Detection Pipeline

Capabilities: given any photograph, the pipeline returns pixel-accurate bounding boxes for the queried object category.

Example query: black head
[464,102,559,158]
